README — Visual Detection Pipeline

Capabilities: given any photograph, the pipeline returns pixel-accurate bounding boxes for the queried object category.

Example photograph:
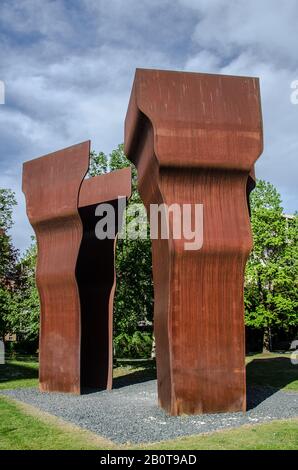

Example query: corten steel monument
[125,69,263,415]
[22,141,131,393]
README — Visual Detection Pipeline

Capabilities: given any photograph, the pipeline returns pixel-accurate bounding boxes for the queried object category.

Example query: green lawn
[0,353,297,450]
[1,353,297,391]
[0,356,157,391]
[0,356,38,390]
[246,353,298,391]
[142,419,298,450]
[0,396,112,450]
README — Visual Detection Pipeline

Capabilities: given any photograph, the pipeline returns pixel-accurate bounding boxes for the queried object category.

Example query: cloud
[0,0,297,252]
[180,0,298,213]
[180,0,298,65]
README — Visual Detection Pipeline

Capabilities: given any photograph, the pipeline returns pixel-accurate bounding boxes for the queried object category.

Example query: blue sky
[0,0,297,252]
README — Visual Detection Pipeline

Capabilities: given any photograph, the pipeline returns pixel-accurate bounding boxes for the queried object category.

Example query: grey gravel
[1,381,298,444]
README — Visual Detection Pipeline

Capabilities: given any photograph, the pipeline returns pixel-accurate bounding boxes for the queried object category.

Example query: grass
[0,396,112,450]
[0,396,297,450]
[246,353,298,392]
[0,352,297,449]
[142,419,298,450]
[0,356,157,391]
[0,356,38,390]
[1,352,297,391]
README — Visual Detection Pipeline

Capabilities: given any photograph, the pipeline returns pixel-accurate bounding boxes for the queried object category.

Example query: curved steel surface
[79,167,132,207]
[23,143,131,393]
[125,69,263,415]
[22,141,90,393]
[77,169,131,391]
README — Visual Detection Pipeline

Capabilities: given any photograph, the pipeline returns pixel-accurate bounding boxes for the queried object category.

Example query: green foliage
[0,189,18,282]
[0,189,18,340]
[114,331,153,359]
[245,180,298,349]
[89,145,154,353]
[0,238,39,345]
[0,188,39,343]
[2,154,297,358]
[88,151,108,177]
[0,146,154,356]
[0,287,16,340]
[11,243,40,343]
[0,189,16,231]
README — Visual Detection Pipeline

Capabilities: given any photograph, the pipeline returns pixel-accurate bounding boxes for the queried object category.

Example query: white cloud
[180,1,298,214]
[0,0,297,252]
[180,0,298,65]
[184,50,222,72]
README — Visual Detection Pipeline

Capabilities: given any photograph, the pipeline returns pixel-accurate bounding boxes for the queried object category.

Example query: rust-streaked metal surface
[22,141,90,393]
[77,169,131,391]
[79,167,131,207]
[124,69,263,415]
[23,142,131,393]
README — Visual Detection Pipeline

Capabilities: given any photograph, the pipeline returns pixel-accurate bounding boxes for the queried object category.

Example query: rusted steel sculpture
[77,167,131,391]
[22,142,131,393]
[125,69,263,415]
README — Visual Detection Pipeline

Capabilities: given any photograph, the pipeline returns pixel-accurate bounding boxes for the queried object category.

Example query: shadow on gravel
[81,360,157,394]
[113,366,156,389]
[4,356,296,413]
[84,357,297,402]
[246,357,297,410]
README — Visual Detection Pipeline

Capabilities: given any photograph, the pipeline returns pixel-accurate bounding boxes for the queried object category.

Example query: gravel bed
[2,381,298,444]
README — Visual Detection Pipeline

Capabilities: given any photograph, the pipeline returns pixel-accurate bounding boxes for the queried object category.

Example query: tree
[0,145,154,355]
[0,189,19,340]
[245,180,298,351]
[89,145,154,357]
[0,189,16,232]
[0,189,18,281]
[0,287,16,341]
[11,242,40,344]
[88,151,108,177]
[0,189,40,347]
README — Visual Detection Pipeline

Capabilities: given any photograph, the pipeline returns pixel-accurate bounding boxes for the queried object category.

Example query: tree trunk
[151,335,156,359]
[263,326,272,352]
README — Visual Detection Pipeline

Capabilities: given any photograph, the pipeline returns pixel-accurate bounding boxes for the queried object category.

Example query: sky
[0,0,297,253]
